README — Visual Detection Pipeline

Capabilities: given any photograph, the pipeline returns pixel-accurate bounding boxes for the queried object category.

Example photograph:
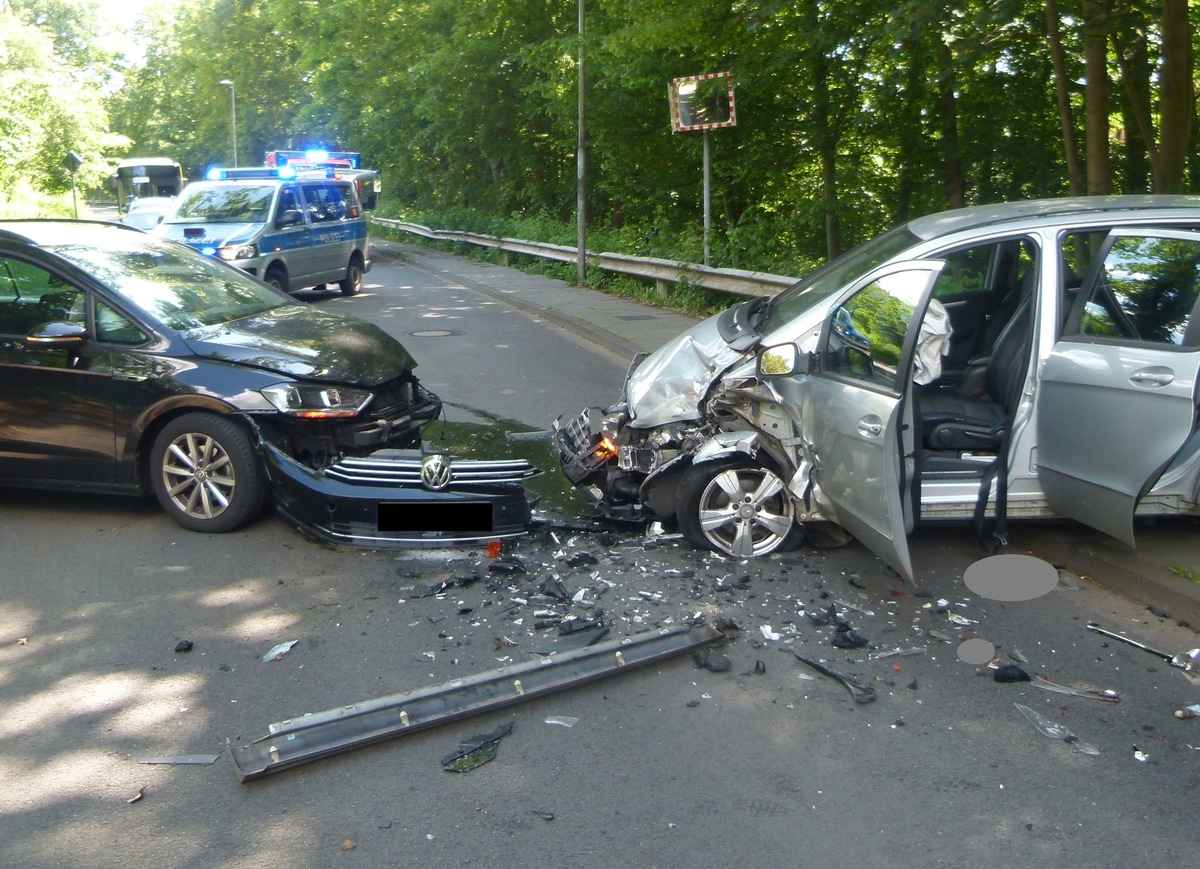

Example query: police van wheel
[264,266,288,293]
[340,258,364,296]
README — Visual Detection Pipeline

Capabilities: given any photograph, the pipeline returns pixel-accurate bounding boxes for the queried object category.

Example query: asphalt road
[2,249,1198,868]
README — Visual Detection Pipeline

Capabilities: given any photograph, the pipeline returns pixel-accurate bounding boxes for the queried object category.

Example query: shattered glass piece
[947,613,977,627]
[760,625,782,641]
[1014,703,1099,755]
[532,625,609,655]
[1032,675,1119,702]
[262,640,298,662]
[544,716,579,728]
[531,809,555,821]
[441,722,514,772]
[868,646,927,660]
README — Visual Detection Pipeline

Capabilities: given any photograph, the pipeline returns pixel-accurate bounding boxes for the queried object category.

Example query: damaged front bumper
[261,441,541,546]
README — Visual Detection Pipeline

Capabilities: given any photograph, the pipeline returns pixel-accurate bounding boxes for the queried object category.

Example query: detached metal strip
[231,624,724,782]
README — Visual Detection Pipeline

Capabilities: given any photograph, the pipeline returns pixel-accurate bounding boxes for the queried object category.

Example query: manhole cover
[408,329,463,338]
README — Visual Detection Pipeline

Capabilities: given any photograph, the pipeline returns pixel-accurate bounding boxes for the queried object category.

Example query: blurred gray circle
[964,554,1058,602]
[957,637,996,665]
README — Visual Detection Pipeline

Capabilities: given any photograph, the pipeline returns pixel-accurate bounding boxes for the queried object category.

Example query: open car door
[800,261,946,580]
[1038,228,1200,546]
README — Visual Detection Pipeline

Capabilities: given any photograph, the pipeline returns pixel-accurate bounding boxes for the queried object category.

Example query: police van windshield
[168,184,275,224]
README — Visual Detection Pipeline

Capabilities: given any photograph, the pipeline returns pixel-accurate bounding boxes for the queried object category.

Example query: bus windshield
[112,158,184,212]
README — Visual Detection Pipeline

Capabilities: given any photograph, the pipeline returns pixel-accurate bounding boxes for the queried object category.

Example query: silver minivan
[156,168,370,295]
[555,195,1200,579]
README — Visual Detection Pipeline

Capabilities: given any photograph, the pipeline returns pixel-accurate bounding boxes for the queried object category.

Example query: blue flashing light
[205,167,225,180]
[305,149,330,162]
[201,246,217,256]
[277,166,297,179]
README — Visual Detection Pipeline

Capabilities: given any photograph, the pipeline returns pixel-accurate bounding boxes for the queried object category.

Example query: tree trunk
[1156,0,1193,193]
[936,33,965,208]
[1045,0,1084,196]
[1082,0,1112,195]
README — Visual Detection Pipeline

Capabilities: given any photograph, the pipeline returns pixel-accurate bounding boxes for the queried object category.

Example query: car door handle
[857,416,883,438]
[1129,367,1174,387]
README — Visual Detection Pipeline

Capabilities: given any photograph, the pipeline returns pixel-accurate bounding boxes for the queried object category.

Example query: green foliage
[0,3,124,205]
[4,0,1197,272]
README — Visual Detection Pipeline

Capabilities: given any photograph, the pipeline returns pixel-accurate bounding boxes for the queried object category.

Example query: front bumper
[261,442,541,547]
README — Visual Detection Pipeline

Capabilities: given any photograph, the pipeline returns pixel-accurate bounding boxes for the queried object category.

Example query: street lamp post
[219,79,238,167]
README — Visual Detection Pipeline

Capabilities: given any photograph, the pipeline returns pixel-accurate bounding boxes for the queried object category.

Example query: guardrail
[370,217,797,299]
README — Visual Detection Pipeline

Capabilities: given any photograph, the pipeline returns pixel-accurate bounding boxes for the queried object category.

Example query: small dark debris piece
[538,578,572,602]
[907,678,919,690]
[686,699,701,708]
[564,552,598,568]
[713,616,741,633]
[993,664,1031,683]
[754,659,766,675]
[531,809,555,821]
[663,568,695,579]
[174,640,194,653]
[831,625,869,649]
[693,648,732,673]
[488,557,527,575]
[1146,605,1171,619]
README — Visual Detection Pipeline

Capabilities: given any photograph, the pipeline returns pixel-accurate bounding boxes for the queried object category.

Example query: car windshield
[48,234,287,329]
[168,184,274,223]
[758,225,920,333]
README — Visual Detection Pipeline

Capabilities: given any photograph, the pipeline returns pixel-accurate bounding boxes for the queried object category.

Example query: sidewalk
[373,239,701,363]
[375,238,1200,629]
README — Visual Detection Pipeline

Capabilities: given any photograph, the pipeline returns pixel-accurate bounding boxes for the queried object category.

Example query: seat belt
[973,344,1031,552]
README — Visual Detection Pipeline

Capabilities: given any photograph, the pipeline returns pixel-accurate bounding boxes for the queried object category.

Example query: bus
[111,158,185,213]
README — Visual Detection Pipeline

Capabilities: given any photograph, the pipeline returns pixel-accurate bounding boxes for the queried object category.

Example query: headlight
[260,383,374,419]
[217,242,258,261]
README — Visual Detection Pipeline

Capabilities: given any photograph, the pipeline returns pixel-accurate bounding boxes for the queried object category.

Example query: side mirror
[276,209,304,229]
[757,343,812,377]
[27,321,87,348]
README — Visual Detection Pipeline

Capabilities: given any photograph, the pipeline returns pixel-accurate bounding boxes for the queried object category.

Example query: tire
[264,265,288,293]
[339,256,364,296]
[677,457,802,558]
[150,412,266,533]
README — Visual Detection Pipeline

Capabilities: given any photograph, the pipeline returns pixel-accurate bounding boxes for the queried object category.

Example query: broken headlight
[260,382,374,419]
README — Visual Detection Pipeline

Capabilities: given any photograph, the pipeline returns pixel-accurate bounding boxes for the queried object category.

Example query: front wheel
[264,265,288,293]
[339,256,363,296]
[677,458,802,557]
[150,413,266,533]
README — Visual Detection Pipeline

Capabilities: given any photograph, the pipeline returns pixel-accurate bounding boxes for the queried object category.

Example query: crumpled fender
[691,431,760,465]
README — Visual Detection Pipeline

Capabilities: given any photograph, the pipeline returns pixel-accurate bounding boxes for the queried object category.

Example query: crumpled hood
[626,314,747,428]
[182,305,417,386]
[158,223,260,248]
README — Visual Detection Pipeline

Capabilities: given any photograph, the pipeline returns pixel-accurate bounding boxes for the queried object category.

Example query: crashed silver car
[556,195,1200,578]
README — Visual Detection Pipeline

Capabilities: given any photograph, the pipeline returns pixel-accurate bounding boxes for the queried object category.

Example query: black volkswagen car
[0,220,537,543]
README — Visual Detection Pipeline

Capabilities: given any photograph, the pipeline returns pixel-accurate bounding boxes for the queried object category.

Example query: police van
[155,167,370,295]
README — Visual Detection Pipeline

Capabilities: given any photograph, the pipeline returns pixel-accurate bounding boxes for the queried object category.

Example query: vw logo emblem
[420,454,452,491]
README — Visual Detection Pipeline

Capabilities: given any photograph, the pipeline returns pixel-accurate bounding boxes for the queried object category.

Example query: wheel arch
[126,398,259,492]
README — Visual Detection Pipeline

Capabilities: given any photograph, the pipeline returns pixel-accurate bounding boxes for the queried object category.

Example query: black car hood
[182,305,417,386]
